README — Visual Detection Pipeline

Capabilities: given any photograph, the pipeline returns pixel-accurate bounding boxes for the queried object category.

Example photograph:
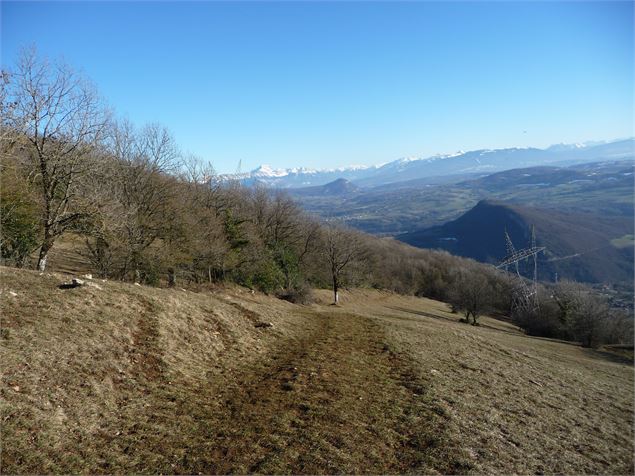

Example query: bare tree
[323,224,367,304]
[106,120,180,280]
[139,122,181,173]
[447,267,496,325]
[4,47,110,270]
[553,281,611,348]
[1,69,21,143]
[172,153,229,283]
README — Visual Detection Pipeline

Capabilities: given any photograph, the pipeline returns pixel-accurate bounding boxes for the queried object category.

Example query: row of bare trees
[1,48,374,302]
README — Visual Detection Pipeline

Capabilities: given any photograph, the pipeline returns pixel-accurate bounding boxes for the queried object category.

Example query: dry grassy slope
[0,267,306,473]
[1,267,633,475]
[325,290,634,474]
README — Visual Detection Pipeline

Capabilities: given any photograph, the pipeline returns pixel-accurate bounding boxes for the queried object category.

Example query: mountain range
[226,139,634,189]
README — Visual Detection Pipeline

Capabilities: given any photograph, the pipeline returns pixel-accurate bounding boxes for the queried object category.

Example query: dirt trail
[172,308,464,475]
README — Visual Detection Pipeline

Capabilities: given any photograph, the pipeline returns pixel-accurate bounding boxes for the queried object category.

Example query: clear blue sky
[2,1,633,173]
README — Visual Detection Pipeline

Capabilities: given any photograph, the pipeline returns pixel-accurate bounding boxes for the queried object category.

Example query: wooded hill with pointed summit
[398,200,634,284]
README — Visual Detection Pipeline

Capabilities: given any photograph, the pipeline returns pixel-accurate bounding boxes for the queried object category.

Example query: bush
[446,267,497,325]
[0,168,40,268]
[0,202,39,267]
[513,298,567,339]
[277,281,314,305]
[237,253,285,294]
[509,281,634,348]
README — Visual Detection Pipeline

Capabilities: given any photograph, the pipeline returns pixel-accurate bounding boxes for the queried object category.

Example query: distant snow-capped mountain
[221,139,634,189]
[250,163,375,178]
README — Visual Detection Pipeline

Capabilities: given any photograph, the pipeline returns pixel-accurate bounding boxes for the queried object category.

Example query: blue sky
[2,1,633,173]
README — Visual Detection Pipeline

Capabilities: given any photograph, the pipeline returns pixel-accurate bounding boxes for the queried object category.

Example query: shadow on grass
[384,306,517,336]
[58,283,81,290]
[384,305,586,347]
[585,347,634,365]
[387,305,634,367]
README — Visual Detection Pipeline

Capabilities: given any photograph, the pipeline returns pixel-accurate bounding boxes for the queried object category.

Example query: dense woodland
[1,48,632,348]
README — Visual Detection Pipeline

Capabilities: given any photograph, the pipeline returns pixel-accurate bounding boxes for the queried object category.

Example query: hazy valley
[286,155,634,235]
[286,158,634,292]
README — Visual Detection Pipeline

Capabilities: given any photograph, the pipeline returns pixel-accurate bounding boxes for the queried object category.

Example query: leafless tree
[3,47,110,271]
[447,266,496,325]
[139,122,181,173]
[1,69,20,143]
[323,224,367,304]
[76,119,182,281]
[172,154,230,283]
[553,281,611,348]
[109,121,181,280]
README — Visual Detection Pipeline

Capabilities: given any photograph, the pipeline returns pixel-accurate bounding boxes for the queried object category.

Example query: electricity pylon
[496,226,545,315]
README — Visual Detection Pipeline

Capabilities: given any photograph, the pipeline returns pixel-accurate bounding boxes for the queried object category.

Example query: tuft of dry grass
[1,267,633,474]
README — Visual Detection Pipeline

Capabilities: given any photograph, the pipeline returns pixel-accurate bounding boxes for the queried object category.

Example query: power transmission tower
[496,226,545,315]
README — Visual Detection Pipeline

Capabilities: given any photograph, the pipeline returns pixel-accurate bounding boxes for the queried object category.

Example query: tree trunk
[36,236,54,272]
[333,275,339,304]
[464,311,471,325]
[36,251,48,272]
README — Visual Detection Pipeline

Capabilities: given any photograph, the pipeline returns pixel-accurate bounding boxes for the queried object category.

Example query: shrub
[446,268,496,325]
[277,281,314,305]
[513,298,567,339]
[0,167,40,268]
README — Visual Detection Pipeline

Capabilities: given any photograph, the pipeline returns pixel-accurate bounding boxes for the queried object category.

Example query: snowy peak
[252,165,289,178]
[223,139,634,189]
[547,143,586,152]
[249,163,374,178]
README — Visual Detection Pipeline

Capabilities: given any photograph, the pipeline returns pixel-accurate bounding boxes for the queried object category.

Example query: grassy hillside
[1,266,633,474]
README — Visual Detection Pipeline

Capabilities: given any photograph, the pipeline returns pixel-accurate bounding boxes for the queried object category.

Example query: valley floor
[1,267,633,474]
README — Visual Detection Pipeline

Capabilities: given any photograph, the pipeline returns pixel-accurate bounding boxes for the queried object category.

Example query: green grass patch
[611,234,635,248]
